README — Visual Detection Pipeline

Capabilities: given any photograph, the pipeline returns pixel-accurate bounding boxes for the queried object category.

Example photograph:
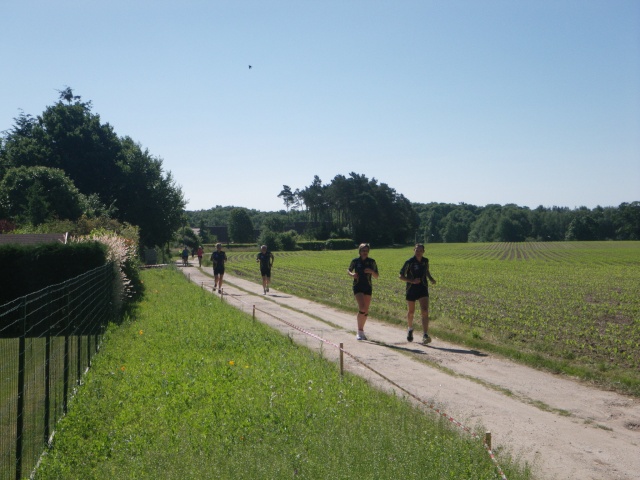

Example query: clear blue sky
[2,0,639,212]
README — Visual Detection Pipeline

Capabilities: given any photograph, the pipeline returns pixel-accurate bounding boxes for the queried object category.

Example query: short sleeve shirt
[400,256,429,292]
[348,257,378,289]
[212,251,227,268]
[257,251,273,270]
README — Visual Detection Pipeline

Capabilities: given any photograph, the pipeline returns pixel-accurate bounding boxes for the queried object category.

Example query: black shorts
[260,268,271,278]
[213,267,225,275]
[406,284,428,302]
[353,285,372,296]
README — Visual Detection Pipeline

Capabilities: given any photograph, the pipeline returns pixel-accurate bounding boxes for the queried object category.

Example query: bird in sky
[248,65,252,69]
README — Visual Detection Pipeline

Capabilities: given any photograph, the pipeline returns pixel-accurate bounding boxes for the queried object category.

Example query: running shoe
[356,331,367,341]
[422,333,432,345]
[407,329,414,342]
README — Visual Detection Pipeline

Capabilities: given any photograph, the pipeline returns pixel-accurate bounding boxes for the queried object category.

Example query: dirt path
[180,265,640,480]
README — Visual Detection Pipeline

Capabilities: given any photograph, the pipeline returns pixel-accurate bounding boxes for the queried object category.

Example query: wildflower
[121,366,126,372]
[139,330,144,335]
[229,360,235,366]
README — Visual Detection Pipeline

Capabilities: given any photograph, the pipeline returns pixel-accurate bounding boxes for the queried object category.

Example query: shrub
[258,229,279,251]
[298,241,326,251]
[278,230,298,251]
[325,238,355,250]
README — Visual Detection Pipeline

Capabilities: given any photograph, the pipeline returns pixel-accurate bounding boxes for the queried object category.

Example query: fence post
[63,284,70,415]
[44,317,51,445]
[252,305,255,320]
[77,307,82,384]
[339,343,344,376]
[15,298,26,480]
[484,431,492,450]
[87,322,91,369]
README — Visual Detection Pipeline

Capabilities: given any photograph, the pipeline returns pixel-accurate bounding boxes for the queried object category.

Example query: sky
[1,0,639,212]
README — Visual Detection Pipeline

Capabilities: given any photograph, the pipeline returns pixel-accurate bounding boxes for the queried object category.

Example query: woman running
[347,243,379,340]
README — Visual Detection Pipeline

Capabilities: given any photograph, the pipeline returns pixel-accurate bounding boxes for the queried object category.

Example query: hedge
[0,242,107,304]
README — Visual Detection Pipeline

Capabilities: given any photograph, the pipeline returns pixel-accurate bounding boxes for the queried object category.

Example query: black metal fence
[0,263,117,480]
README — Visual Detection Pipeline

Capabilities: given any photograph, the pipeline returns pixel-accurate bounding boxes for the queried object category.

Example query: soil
[180,265,640,480]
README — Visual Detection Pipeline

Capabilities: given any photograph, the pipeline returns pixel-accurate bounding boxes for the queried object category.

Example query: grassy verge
[34,267,530,480]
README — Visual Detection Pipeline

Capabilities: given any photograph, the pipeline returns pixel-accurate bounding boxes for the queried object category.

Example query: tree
[0,90,186,249]
[615,202,640,240]
[263,213,287,232]
[496,206,531,242]
[298,175,327,223]
[116,137,185,248]
[1,94,123,205]
[441,208,475,243]
[228,208,254,243]
[198,220,211,243]
[468,205,502,242]
[565,216,598,241]
[0,166,83,225]
[278,185,295,212]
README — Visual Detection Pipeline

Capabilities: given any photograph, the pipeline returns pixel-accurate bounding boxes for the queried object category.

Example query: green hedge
[297,241,326,251]
[325,239,356,250]
[0,242,107,304]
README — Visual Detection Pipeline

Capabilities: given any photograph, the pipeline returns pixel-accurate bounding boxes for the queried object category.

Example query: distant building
[0,233,68,245]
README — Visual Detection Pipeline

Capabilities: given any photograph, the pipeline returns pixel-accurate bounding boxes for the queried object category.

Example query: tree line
[0,88,185,249]
[415,202,640,242]
[187,190,639,245]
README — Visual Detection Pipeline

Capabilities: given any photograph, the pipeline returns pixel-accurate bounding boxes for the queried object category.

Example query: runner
[399,243,436,345]
[347,243,379,340]
[196,245,204,267]
[211,243,227,293]
[256,245,274,294]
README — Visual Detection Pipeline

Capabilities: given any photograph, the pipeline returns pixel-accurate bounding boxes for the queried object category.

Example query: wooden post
[339,343,344,376]
[188,273,191,282]
[484,431,492,450]
[252,305,256,320]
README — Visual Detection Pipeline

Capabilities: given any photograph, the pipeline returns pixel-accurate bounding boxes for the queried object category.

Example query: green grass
[222,242,640,396]
[33,268,530,480]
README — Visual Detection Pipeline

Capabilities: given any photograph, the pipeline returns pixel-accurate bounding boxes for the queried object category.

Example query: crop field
[224,242,640,394]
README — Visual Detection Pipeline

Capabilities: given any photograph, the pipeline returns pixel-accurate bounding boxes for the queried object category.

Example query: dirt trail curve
[178,264,640,480]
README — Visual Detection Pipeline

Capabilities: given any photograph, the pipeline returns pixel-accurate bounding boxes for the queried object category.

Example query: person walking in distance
[211,243,227,293]
[197,245,204,267]
[400,243,436,345]
[256,245,274,294]
[347,243,379,341]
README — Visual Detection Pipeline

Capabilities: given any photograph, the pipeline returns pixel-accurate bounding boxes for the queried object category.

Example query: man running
[211,243,227,293]
[256,245,274,294]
